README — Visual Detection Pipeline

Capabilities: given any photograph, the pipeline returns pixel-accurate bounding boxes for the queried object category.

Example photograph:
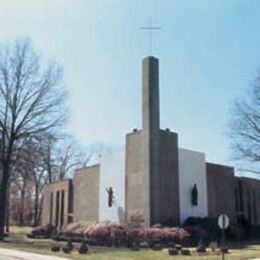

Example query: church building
[42,56,260,229]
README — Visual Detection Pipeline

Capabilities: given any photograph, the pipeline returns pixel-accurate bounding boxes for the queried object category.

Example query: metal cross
[140,19,161,55]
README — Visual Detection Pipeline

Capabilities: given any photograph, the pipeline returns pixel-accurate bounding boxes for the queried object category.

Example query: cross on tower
[140,19,161,55]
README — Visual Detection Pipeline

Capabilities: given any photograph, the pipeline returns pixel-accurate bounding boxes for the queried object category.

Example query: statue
[191,184,198,206]
[106,187,114,207]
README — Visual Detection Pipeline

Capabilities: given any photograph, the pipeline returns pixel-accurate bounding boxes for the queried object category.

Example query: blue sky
[1,0,260,166]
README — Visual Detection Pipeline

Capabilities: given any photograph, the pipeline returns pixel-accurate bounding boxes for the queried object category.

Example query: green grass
[1,226,260,259]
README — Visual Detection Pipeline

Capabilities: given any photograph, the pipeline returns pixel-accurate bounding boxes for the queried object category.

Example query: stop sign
[218,214,229,229]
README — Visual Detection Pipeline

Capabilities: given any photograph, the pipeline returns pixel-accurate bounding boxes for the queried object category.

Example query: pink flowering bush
[127,227,190,245]
[56,223,190,247]
[60,223,85,238]
[27,223,55,238]
[84,224,126,246]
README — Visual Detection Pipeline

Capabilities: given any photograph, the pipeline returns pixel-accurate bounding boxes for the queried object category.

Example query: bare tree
[0,38,66,240]
[228,76,260,174]
[10,139,38,226]
[54,137,93,180]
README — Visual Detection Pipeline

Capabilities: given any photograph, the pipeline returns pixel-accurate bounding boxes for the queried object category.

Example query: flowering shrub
[84,224,126,246]
[28,223,55,238]
[57,223,190,247]
[127,227,190,246]
[60,223,85,238]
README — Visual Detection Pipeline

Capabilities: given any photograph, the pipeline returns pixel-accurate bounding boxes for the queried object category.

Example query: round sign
[218,214,229,229]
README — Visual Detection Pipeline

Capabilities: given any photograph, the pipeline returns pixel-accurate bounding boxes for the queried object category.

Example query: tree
[10,138,38,226]
[54,137,94,180]
[0,38,66,240]
[7,135,95,227]
[228,76,260,175]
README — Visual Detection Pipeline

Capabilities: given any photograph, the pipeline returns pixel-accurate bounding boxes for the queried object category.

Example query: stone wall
[73,165,100,223]
[42,179,73,229]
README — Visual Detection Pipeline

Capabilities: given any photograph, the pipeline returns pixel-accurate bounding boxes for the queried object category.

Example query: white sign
[218,214,229,229]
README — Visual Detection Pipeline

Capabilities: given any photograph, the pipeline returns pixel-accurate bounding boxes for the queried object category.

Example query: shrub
[181,248,191,255]
[60,223,85,238]
[28,223,55,238]
[168,248,178,255]
[127,227,190,246]
[78,241,88,254]
[84,224,126,246]
[183,226,206,246]
[56,222,190,247]
[183,217,219,245]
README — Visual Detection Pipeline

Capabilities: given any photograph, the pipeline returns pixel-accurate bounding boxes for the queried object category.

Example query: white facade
[99,149,126,224]
[98,147,209,225]
[178,148,208,223]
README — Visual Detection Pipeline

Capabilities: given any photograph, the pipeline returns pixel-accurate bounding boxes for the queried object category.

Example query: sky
[1,0,260,166]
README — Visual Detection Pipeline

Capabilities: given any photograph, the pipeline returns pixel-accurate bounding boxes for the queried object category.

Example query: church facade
[42,57,260,229]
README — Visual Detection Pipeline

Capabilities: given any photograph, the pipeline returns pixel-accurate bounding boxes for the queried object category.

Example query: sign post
[218,214,229,260]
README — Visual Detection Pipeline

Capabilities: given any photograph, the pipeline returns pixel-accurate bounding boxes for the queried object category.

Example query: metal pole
[222,228,225,260]
[221,215,225,260]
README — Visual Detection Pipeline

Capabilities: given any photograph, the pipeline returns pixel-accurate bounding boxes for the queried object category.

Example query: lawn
[1,226,260,259]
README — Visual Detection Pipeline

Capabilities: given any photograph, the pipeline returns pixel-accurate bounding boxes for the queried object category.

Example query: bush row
[29,222,190,246]
[60,223,190,246]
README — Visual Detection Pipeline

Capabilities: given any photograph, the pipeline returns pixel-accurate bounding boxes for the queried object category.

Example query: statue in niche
[191,184,198,206]
[106,187,114,207]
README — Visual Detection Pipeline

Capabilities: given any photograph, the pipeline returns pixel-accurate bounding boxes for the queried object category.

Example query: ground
[1,226,260,259]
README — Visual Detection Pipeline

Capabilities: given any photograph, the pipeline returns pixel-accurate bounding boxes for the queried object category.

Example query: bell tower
[142,56,160,133]
[126,57,180,226]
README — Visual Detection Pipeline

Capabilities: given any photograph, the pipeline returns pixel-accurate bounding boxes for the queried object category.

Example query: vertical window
[50,192,53,224]
[55,191,60,228]
[235,188,239,211]
[247,189,251,225]
[238,180,244,211]
[253,190,257,224]
[60,190,65,227]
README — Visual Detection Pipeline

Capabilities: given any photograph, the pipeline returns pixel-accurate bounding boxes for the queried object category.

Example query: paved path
[0,248,69,260]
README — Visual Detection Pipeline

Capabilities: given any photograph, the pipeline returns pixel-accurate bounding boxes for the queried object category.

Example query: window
[235,188,239,211]
[50,192,53,224]
[238,180,244,211]
[253,190,257,224]
[55,191,60,228]
[247,189,251,225]
[60,190,65,227]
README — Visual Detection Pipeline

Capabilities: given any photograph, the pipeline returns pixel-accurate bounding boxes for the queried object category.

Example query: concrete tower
[126,57,180,226]
[142,57,160,133]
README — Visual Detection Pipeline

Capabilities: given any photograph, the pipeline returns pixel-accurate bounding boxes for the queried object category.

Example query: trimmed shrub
[168,248,178,255]
[220,246,229,254]
[28,223,55,238]
[181,248,191,255]
[79,241,88,254]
